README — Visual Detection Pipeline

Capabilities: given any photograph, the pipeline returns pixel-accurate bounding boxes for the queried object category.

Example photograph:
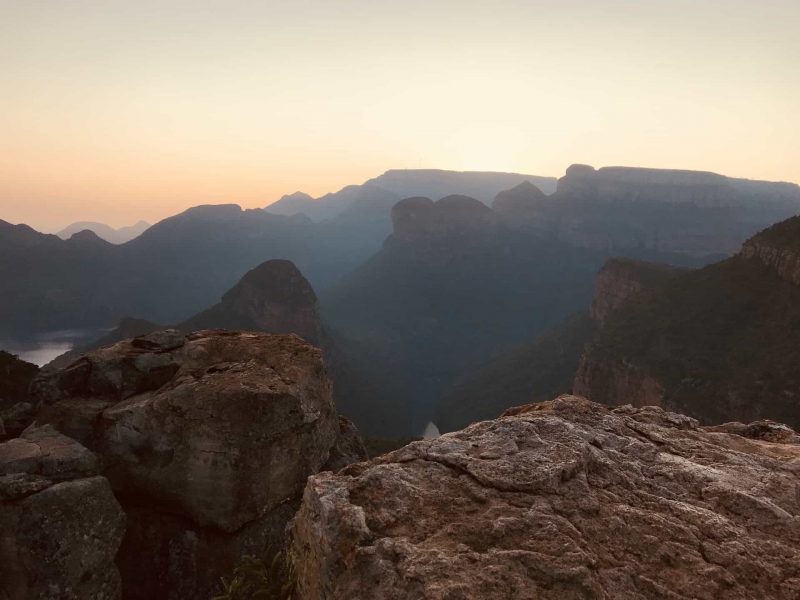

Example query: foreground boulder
[290,395,800,599]
[0,425,126,599]
[28,329,364,599]
[0,350,39,438]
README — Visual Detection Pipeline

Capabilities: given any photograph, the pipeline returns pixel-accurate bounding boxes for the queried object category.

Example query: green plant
[212,552,296,600]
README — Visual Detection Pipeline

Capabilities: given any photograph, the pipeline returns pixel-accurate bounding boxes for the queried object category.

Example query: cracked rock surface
[289,395,800,599]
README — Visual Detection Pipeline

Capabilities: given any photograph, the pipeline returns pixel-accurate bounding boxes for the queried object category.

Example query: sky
[1,0,798,231]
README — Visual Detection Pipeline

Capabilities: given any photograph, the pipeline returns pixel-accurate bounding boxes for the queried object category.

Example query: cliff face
[740,215,800,286]
[588,258,686,326]
[572,258,687,407]
[495,164,800,257]
[289,395,800,599]
[572,217,800,429]
[557,164,732,205]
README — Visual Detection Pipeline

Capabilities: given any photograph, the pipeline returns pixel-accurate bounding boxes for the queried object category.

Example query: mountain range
[56,220,150,244]
[440,216,800,433]
[3,164,800,437]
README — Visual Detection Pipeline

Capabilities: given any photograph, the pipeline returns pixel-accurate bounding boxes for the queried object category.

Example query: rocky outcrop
[0,425,126,599]
[740,216,800,287]
[0,351,38,438]
[570,258,687,406]
[390,195,498,250]
[491,180,547,222]
[28,328,365,598]
[180,259,323,345]
[571,217,800,430]
[589,258,686,326]
[290,395,800,599]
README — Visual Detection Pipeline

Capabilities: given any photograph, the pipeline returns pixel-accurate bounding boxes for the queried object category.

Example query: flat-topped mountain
[495,164,800,256]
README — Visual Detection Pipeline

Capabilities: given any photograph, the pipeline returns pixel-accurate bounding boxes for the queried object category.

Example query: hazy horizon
[2,0,799,231]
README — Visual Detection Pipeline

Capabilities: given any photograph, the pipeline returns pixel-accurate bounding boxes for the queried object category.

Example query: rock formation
[180,259,323,345]
[740,215,800,286]
[26,328,366,599]
[390,195,499,251]
[0,425,126,599]
[574,216,800,429]
[0,351,38,438]
[495,164,800,257]
[588,258,686,327]
[491,180,548,224]
[289,395,800,599]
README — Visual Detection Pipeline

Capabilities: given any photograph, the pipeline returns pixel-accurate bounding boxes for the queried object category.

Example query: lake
[0,329,107,366]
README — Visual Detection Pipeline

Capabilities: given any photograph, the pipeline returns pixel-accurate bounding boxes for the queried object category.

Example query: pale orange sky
[1,0,798,231]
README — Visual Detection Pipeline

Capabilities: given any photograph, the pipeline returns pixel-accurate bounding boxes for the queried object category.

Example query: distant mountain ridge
[56,220,150,244]
[3,164,798,342]
[264,168,558,220]
[494,163,800,256]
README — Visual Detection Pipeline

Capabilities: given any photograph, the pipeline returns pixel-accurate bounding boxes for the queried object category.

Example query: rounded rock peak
[492,181,547,213]
[391,195,497,244]
[564,164,596,178]
[224,259,317,307]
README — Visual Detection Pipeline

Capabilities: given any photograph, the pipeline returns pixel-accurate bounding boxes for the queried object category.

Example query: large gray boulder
[0,426,126,600]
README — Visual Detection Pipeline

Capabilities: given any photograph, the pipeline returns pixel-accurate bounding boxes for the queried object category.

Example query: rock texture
[740,215,800,286]
[0,425,126,600]
[27,328,364,598]
[589,258,686,326]
[290,395,800,599]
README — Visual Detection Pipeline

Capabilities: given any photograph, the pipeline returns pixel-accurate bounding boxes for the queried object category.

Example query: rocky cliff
[24,328,365,599]
[589,258,686,326]
[495,164,800,256]
[573,217,800,429]
[740,215,800,286]
[289,395,800,599]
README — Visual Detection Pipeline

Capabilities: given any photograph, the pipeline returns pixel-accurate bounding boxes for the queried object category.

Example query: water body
[421,421,441,439]
[0,329,106,366]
